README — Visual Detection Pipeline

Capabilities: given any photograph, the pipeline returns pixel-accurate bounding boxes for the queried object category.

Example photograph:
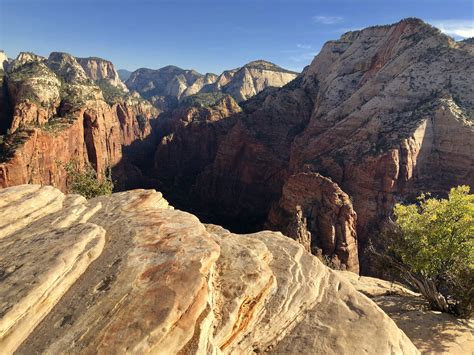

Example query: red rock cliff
[0,52,157,190]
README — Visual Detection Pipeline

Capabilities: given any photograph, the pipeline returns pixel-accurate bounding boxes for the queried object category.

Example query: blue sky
[1,0,473,73]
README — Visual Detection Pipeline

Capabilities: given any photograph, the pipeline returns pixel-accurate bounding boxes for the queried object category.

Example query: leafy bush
[63,161,114,199]
[375,186,473,317]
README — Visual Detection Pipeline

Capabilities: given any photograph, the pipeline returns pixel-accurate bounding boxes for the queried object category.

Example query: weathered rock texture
[125,60,298,110]
[0,185,417,354]
[0,51,158,190]
[77,56,129,91]
[152,19,474,272]
[266,173,359,272]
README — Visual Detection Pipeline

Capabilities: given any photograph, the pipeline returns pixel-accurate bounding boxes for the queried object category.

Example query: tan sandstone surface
[342,272,474,355]
[0,184,417,354]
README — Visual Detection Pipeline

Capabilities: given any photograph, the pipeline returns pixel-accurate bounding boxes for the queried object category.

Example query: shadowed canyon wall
[150,19,474,273]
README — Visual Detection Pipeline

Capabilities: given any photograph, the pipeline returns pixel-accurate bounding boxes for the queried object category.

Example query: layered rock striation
[0,52,158,190]
[0,184,417,354]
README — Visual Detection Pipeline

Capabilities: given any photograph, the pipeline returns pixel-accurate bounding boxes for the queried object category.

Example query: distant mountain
[118,69,132,82]
[125,66,214,111]
[76,57,128,92]
[124,61,299,111]
[202,60,299,102]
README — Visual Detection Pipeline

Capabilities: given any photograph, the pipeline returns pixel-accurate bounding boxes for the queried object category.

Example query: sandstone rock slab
[0,185,417,354]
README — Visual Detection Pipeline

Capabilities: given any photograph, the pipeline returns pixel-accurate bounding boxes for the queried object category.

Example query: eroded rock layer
[0,185,417,354]
[266,172,359,272]
[0,51,158,190]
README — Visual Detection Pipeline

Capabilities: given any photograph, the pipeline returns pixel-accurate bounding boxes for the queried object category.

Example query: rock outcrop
[151,19,474,272]
[0,184,417,354]
[77,56,129,92]
[0,51,158,190]
[288,20,474,254]
[124,60,298,110]
[266,173,359,272]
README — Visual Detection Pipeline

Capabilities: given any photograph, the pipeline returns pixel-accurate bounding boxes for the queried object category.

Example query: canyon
[149,18,474,272]
[0,51,157,191]
[0,17,473,353]
[1,19,473,273]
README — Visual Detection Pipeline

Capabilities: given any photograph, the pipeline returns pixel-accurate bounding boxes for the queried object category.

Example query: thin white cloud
[431,20,474,39]
[283,44,318,63]
[313,16,344,25]
[289,52,319,63]
[296,43,312,49]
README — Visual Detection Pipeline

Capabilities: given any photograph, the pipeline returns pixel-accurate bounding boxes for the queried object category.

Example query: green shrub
[63,161,114,199]
[375,186,473,317]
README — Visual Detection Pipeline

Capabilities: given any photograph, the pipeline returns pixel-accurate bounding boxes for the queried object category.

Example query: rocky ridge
[125,66,212,111]
[0,184,417,354]
[125,60,298,110]
[202,60,299,102]
[77,56,129,92]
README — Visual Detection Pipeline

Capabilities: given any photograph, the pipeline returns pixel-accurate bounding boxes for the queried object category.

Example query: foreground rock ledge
[0,185,417,354]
